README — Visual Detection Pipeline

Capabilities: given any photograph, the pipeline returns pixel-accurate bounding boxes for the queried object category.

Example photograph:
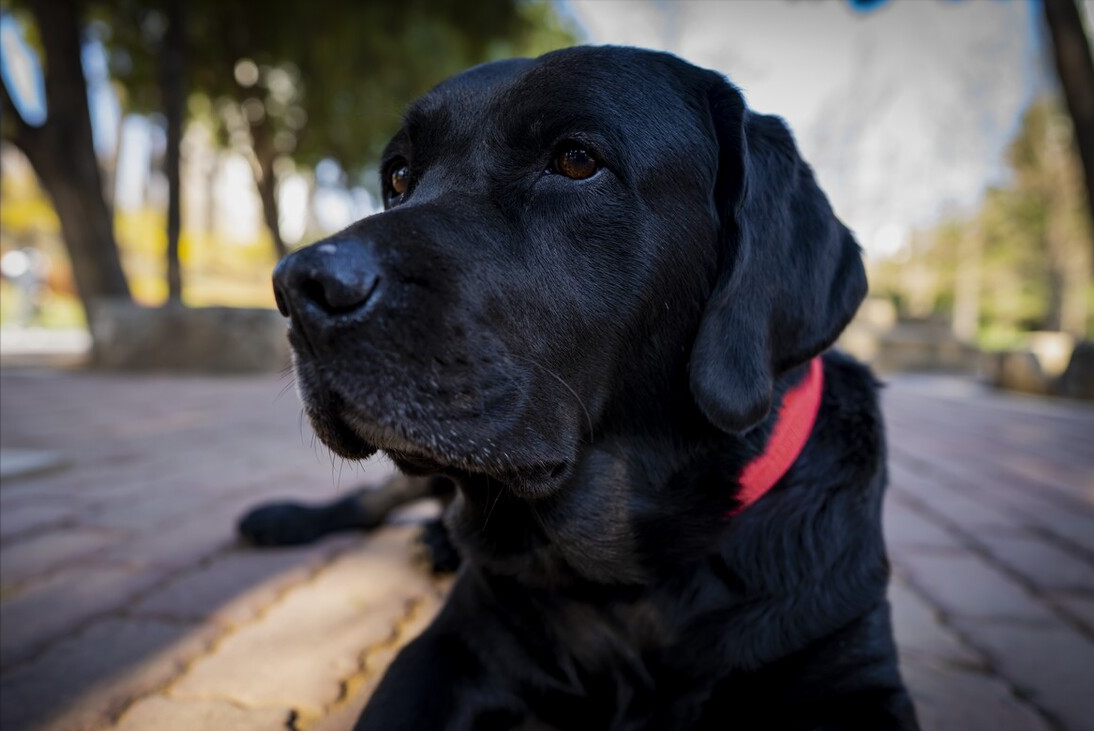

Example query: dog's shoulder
[814,348,887,485]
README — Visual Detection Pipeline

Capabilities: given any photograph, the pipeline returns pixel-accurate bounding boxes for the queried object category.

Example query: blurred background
[0,3,1092,731]
[0,0,1092,390]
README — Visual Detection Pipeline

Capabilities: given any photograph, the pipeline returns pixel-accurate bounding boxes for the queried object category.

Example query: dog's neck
[448,358,825,588]
[729,356,824,515]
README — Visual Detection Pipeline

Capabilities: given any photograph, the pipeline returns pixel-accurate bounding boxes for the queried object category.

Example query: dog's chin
[307,409,380,461]
[378,428,576,499]
[296,363,577,497]
[307,406,573,499]
[389,451,573,500]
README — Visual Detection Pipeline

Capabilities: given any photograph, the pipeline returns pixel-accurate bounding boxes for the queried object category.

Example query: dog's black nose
[272,239,382,324]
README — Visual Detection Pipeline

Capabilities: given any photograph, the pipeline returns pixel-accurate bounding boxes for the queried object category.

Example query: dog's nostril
[301,279,329,311]
[300,272,381,316]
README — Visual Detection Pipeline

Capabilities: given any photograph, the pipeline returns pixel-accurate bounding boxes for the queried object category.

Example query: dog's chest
[522,599,701,725]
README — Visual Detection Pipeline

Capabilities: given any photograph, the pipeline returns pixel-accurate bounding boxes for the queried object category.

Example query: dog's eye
[552,145,599,180]
[390,164,410,196]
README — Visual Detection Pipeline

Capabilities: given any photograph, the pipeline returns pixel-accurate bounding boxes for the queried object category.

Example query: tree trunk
[0,0,130,315]
[1043,0,1094,270]
[1060,253,1089,335]
[163,0,186,303]
[1043,248,1065,332]
[952,223,982,342]
[249,119,288,260]
[256,162,288,260]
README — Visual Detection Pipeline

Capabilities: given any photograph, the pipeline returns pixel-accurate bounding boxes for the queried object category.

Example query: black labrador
[265,46,919,731]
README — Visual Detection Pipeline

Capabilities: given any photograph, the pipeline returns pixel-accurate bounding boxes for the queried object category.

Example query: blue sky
[0,13,46,126]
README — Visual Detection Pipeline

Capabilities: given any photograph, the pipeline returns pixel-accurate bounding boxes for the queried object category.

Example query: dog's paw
[416,518,462,574]
[237,502,333,546]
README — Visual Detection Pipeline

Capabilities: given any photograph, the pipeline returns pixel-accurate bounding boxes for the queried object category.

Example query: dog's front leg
[353,579,536,731]
[352,627,476,730]
[796,603,921,731]
[804,689,919,731]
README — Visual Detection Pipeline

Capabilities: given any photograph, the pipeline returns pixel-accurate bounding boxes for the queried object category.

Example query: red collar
[730,357,824,516]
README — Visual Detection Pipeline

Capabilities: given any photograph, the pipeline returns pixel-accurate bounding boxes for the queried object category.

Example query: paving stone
[0,501,78,542]
[885,396,1090,483]
[0,617,218,731]
[0,448,68,481]
[0,471,151,505]
[895,552,1054,622]
[1049,592,1094,633]
[0,565,164,669]
[107,696,290,731]
[887,463,1023,534]
[883,497,965,553]
[0,526,125,588]
[131,539,358,626]
[96,506,244,572]
[976,532,1094,593]
[982,485,1094,557]
[901,655,1052,731]
[1002,454,1094,506]
[2,368,1090,731]
[171,527,433,721]
[892,445,1094,556]
[889,578,984,668]
[309,583,447,731]
[950,618,1094,731]
[81,488,225,532]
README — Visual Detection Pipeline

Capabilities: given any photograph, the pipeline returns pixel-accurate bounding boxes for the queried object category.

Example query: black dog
[269,46,919,730]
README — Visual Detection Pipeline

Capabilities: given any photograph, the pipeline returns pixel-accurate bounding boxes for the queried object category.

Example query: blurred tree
[104,0,576,258]
[873,98,1093,343]
[161,0,184,301]
[851,0,1094,270]
[0,0,132,315]
[1042,0,1094,268]
[1006,99,1091,335]
[951,217,982,341]
[2,0,574,319]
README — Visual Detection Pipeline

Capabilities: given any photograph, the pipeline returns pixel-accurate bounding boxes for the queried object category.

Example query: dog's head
[273,46,865,496]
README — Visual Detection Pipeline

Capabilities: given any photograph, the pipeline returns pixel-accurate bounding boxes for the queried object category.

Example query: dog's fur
[268,46,919,730]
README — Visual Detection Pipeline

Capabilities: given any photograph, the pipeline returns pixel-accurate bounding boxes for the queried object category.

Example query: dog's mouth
[296,359,573,495]
[330,403,570,492]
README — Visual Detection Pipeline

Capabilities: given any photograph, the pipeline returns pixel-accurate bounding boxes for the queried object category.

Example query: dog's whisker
[276,376,297,403]
[509,354,594,441]
[336,456,346,490]
[481,477,503,532]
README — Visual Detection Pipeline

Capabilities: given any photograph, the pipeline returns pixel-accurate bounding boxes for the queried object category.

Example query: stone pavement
[0,367,1091,731]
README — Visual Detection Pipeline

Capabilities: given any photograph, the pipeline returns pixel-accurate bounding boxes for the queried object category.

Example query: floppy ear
[689,77,867,434]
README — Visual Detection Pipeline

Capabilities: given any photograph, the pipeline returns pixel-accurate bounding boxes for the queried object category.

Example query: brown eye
[554,145,599,180]
[390,164,410,196]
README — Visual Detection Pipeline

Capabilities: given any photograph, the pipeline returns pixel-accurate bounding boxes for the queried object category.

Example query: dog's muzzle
[272,238,383,347]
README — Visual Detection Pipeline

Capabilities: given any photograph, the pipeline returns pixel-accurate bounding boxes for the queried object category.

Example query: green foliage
[99,0,579,180]
[872,97,1094,343]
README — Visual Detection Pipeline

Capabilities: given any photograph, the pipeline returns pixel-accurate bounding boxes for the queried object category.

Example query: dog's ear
[689,76,867,434]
